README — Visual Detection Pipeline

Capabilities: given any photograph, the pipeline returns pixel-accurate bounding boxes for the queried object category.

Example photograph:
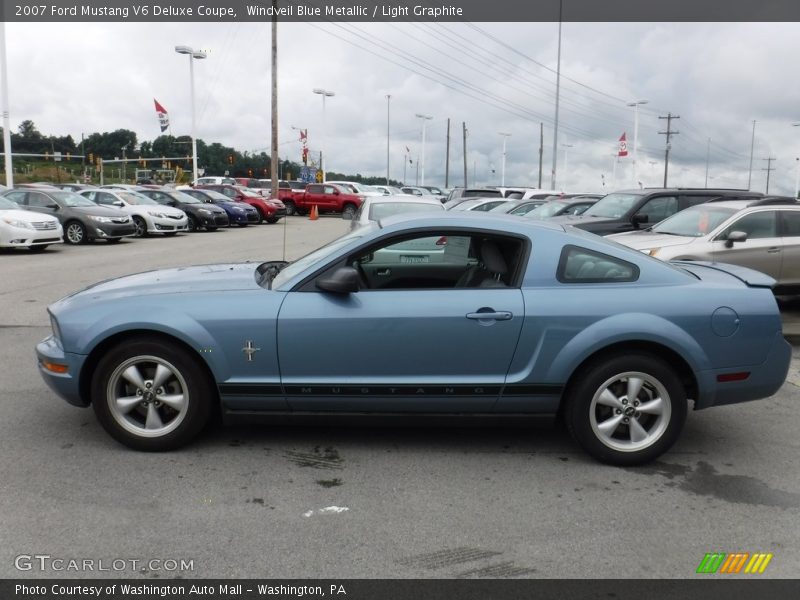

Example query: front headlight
[199,208,211,215]
[49,311,63,348]
[89,215,114,223]
[148,211,167,218]
[1,216,33,229]
[233,207,245,213]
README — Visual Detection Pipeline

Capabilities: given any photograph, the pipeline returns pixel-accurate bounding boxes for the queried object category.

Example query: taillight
[435,236,448,246]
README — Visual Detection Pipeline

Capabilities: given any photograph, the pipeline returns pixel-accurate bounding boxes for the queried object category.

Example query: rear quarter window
[558,245,639,283]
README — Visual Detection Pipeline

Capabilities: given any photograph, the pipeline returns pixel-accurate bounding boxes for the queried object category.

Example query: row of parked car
[0,182,288,251]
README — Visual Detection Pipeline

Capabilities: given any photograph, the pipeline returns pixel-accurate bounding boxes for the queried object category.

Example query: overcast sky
[5,20,800,194]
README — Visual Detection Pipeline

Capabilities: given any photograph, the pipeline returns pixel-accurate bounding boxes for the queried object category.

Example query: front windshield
[652,205,737,237]
[53,191,98,207]
[204,190,232,202]
[584,193,641,218]
[170,191,202,204]
[369,202,443,221]
[120,192,158,205]
[0,196,19,210]
[270,228,369,289]
[526,201,568,218]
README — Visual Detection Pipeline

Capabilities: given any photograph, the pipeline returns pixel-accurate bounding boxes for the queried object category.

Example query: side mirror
[725,230,748,248]
[316,267,361,294]
[631,213,649,227]
[334,189,340,195]
[112,200,124,207]
[46,204,59,210]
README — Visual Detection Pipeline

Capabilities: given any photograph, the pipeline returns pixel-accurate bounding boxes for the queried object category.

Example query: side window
[5,191,27,204]
[635,196,678,224]
[780,211,800,237]
[558,245,639,283]
[324,186,336,195]
[565,203,591,215]
[346,233,524,290]
[718,211,777,240]
[307,185,322,194]
[82,191,96,201]
[222,188,235,198]
[95,192,116,205]
[27,192,53,208]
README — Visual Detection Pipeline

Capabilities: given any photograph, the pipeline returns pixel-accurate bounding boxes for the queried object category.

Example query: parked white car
[80,189,188,237]
[0,195,63,251]
[348,194,444,230]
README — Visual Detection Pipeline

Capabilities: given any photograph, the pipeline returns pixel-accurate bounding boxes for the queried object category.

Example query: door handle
[466,311,513,321]
[767,247,781,253]
[376,268,391,276]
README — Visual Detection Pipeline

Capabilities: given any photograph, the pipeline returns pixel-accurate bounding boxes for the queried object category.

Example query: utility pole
[762,157,776,193]
[538,122,543,188]
[704,137,711,188]
[747,120,756,190]
[462,121,467,187]
[386,95,390,185]
[658,113,680,187]
[550,0,563,189]
[270,0,279,201]
[445,117,450,188]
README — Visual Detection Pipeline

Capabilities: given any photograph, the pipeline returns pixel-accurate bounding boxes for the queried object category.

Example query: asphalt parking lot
[1,218,799,579]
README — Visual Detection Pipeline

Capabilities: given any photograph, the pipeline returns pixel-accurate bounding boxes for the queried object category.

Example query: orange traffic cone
[309,204,319,220]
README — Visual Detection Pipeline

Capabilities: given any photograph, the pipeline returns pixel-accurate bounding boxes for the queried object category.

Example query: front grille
[31,221,58,231]
[214,215,229,225]
[247,213,259,222]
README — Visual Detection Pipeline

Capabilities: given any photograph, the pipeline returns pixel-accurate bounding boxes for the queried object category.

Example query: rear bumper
[695,332,792,409]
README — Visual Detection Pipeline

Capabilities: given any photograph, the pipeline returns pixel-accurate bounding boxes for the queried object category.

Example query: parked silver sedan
[609,196,800,293]
[348,195,444,230]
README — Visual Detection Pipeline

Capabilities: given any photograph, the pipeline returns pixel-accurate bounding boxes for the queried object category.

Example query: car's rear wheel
[91,338,213,451]
[132,216,148,238]
[284,201,297,216]
[564,353,687,466]
[64,221,86,244]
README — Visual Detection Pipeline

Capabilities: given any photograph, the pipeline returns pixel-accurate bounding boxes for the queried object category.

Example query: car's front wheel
[64,220,86,244]
[133,216,148,238]
[186,215,198,232]
[283,201,296,216]
[564,353,687,466]
[91,338,214,451]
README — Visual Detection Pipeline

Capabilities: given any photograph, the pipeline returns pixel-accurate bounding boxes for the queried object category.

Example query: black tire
[266,217,279,224]
[28,245,48,252]
[564,352,687,466]
[342,204,357,218]
[106,238,122,244]
[64,220,86,245]
[132,216,148,238]
[91,337,214,451]
[186,215,198,232]
[284,200,297,216]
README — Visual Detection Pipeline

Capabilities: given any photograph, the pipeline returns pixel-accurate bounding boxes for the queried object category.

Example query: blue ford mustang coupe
[35,213,790,465]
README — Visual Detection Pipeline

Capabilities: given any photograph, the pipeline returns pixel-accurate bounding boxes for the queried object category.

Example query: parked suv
[549,188,764,236]
[4,188,134,244]
[610,196,800,293]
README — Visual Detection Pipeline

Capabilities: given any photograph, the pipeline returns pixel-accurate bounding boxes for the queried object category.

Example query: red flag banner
[618,132,628,157]
[154,99,169,133]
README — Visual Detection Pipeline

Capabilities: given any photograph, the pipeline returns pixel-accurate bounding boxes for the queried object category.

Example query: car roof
[377,210,566,232]
[701,197,798,210]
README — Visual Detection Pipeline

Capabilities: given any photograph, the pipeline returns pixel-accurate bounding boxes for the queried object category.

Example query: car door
[777,209,800,288]
[712,210,781,278]
[24,191,62,220]
[276,229,526,413]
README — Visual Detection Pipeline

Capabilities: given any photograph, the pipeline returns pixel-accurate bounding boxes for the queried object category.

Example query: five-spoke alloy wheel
[91,338,213,451]
[565,353,687,465]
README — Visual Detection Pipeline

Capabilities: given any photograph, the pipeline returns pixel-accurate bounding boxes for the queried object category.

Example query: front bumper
[198,213,230,227]
[150,215,188,233]
[0,223,63,248]
[94,221,136,239]
[36,335,89,407]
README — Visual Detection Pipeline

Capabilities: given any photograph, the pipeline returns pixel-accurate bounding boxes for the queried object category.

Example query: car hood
[1,209,60,223]
[146,206,185,217]
[72,205,129,217]
[54,263,263,307]
[609,231,695,250]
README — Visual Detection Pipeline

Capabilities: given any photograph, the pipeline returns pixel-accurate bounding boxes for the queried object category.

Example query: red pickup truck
[283,183,363,217]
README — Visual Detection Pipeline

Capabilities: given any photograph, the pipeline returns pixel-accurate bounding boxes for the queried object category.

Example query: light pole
[175,45,206,183]
[386,95,391,185]
[793,123,800,198]
[627,99,648,188]
[415,113,433,186]
[499,132,511,186]
[562,142,573,190]
[313,88,335,182]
